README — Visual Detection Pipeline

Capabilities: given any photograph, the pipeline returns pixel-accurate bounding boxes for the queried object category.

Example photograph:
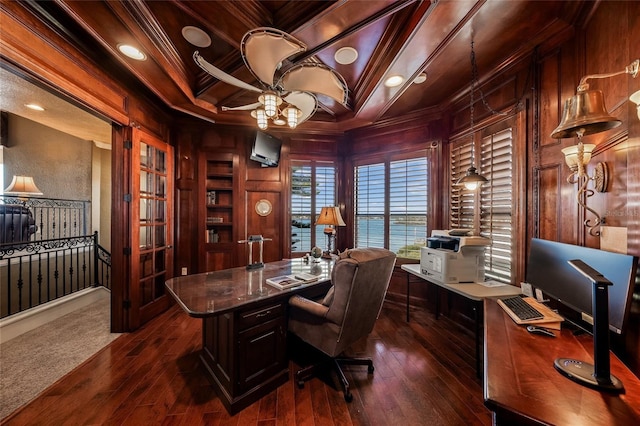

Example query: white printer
[420,230,490,283]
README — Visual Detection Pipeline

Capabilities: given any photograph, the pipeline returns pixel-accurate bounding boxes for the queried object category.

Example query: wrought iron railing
[0,196,110,318]
[0,232,111,319]
[0,195,89,242]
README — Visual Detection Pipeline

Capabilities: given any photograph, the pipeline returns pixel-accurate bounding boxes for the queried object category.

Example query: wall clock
[255,199,272,216]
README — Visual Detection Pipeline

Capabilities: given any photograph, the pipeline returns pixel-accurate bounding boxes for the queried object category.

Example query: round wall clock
[255,199,272,216]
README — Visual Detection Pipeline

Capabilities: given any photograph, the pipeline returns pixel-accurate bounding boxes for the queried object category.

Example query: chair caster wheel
[344,392,353,402]
[297,380,305,388]
[368,365,374,374]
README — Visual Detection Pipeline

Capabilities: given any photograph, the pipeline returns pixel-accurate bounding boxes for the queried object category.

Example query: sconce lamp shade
[551,90,621,139]
[561,143,595,169]
[3,175,43,196]
[316,206,346,227]
[630,89,640,120]
[456,166,488,190]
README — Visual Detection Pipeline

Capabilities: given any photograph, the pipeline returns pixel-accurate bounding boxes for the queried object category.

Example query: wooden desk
[165,258,332,414]
[484,298,640,425]
[401,264,521,375]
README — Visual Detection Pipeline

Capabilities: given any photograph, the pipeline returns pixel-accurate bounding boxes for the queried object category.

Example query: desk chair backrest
[327,247,396,352]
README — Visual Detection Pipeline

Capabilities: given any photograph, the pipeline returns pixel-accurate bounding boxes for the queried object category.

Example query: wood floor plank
[1,301,491,426]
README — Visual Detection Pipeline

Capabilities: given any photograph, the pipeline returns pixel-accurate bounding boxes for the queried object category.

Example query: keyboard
[498,296,544,321]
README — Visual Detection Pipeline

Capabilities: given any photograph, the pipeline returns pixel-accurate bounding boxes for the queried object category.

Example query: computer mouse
[526,325,556,337]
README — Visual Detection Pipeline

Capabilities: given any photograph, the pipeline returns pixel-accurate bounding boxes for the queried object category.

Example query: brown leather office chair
[288,247,396,401]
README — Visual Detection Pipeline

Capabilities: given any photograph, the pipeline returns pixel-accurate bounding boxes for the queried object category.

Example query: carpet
[0,297,121,420]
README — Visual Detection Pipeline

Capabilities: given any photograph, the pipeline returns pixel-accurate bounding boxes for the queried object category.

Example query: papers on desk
[266,273,319,289]
[478,280,508,287]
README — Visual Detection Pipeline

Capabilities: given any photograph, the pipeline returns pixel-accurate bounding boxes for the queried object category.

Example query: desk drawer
[238,302,284,331]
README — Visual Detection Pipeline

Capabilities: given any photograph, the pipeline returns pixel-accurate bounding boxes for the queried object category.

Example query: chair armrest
[289,295,329,318]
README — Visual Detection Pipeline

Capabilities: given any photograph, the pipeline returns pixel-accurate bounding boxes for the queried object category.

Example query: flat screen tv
[526,238,638,334]
[250,131,281,167]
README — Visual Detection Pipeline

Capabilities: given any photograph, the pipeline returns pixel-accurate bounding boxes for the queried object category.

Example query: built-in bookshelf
[201,152,238,272]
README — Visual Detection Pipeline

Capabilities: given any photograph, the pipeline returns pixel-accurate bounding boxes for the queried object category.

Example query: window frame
[353,149,430,259]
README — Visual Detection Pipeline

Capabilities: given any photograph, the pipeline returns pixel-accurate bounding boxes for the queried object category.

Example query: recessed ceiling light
[24,103,45,111]
[413,72,427,84]
[384,75,404,87]
[334,47,358,65]
[117,44,146,61]
[182,26,211,48]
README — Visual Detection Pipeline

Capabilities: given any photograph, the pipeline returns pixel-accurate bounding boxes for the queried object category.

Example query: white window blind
[290,162,336,253]
[450,141,475,229]
[355,156,429,259]
[480,128,514,283]
[355,163,385,248]
[389,158,428,258]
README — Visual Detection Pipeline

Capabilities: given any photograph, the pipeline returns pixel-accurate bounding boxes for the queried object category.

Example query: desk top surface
[484,298,640,425]
[165,258,333,317]
[401,264,521,300]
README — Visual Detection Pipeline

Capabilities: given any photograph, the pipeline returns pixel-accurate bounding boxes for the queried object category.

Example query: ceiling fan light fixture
[253,108,268,130]
[384,75,404,88]
[283,105,301,128]
[334,47,358,65]
[259,91,281,117]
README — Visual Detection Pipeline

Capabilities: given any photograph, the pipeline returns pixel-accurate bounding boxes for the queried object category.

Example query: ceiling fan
[193,27,348,129]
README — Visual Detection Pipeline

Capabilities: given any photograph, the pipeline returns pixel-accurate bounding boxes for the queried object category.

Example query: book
[266,273,319,289]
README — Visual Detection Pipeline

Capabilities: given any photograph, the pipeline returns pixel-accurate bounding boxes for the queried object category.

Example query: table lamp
[316,206,345,258]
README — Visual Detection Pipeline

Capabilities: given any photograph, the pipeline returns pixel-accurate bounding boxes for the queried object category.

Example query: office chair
[288,247,396,402]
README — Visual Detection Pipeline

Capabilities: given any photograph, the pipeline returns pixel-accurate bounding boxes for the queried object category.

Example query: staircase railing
[1,193,111,319]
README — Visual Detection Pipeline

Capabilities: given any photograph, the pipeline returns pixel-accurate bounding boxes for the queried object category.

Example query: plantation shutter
[450,141,475,229]
[354,163,385,248]
[479,128,514,283]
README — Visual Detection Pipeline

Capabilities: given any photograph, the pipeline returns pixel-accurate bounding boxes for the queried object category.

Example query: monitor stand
[553,260,624,393]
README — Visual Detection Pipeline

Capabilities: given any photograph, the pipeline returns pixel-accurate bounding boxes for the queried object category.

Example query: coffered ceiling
[6,0,590,133]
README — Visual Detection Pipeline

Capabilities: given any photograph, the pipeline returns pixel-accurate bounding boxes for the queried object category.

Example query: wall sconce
[3,175,43,199]
[551,59,639,237]
[560,139,608,236]
[316,206,346,258]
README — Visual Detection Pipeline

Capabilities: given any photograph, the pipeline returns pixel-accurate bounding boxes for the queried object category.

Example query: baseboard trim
[0,287,110,344]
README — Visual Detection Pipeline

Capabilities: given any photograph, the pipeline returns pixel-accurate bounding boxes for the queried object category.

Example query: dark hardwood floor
[1,300,491,425]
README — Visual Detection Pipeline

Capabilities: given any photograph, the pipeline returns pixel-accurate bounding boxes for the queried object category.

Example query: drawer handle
[256,310,271,318]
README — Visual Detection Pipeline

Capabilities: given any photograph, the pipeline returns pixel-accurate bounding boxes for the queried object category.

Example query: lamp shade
[316,206,346,226]
[3,175,43,196]
[561,143,595,169]
[456,166,488,190]
[630,89,640,120]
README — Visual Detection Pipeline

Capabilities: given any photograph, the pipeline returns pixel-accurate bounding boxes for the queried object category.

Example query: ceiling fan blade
[193,51,261,93]
[242,28,306,87]
[280,63,348,105]
[283,91,317,125]
[221,102,261,112]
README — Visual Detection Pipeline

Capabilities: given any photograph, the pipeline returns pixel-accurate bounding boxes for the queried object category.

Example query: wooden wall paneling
[244,191,282,263]
[0,3,129,125]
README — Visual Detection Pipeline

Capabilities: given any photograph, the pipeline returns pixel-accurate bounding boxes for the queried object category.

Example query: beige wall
[3,113,111,248]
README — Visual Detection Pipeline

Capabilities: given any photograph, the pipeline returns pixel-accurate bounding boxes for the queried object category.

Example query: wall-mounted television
[250,131,281,167]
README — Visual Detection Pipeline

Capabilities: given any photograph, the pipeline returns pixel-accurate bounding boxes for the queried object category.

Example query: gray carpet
[0,297,121,420]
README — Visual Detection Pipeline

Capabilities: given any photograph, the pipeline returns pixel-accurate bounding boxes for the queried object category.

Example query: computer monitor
[526,238,638,334]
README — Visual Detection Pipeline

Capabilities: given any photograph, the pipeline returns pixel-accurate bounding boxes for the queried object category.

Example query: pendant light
[457,39,488,190]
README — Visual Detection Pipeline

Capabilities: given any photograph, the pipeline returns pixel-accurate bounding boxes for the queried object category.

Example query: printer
[420,230,490,283]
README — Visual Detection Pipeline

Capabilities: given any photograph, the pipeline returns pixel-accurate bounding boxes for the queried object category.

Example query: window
[450,126,514,283]
[355,155,428,259]
[290,161,337,253]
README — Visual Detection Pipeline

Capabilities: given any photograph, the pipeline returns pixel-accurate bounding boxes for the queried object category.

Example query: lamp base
[554,358,624,393]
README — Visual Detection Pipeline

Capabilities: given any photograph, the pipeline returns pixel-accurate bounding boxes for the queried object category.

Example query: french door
[112,126,174,331]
